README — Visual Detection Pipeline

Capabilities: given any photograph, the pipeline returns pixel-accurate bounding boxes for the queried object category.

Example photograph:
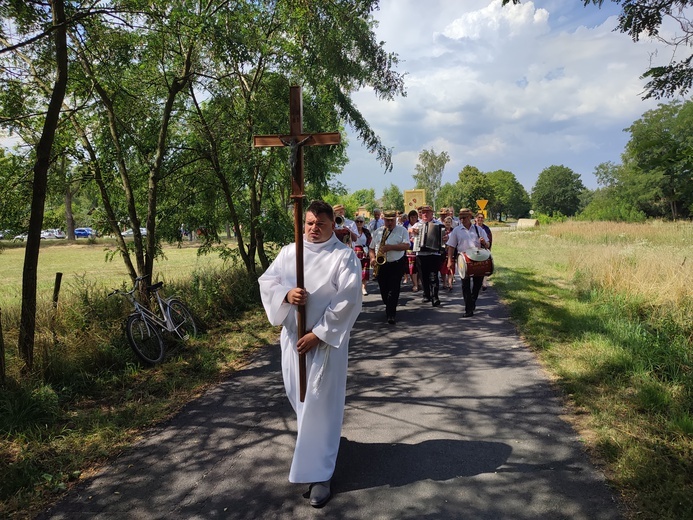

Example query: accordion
[418,222,446,253]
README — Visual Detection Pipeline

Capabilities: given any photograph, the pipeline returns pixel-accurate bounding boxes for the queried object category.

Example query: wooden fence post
[0,307,6,386]
[51,272,63,347]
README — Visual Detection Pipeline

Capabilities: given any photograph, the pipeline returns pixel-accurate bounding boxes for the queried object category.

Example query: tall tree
[624,100,693,219]
[532,165,585,217]
[380,183,404,213]
[0,0,69,370]
[503,0,693,98]
[487,169,531,220]
[456,165,495,213]
[412,148,450,210]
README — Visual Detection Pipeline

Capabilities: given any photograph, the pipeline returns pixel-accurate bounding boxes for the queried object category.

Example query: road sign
[476,199,488,210]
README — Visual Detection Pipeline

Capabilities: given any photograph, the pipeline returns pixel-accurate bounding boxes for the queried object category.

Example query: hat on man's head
[419,205,433,212]
[383,210,397,219]
[438,209,447,216]
[332,204,345,212]
[459,208,473,218]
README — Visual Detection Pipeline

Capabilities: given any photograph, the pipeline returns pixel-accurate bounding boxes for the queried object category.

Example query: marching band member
[410,205,444,307]
[446,208,489,317]
[369,210,410,324]
[332,204,358,243]
[353,215,372,295]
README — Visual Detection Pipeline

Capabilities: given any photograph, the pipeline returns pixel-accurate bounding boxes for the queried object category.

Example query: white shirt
[371,225,409,262]
[446,223,489,253]
[352,229,369,252]
[258,234,362,483]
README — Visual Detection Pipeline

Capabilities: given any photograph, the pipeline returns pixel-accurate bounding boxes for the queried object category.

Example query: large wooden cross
[253,85,341,402]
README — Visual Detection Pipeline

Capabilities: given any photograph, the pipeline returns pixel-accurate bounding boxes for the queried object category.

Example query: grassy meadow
[0,239,224,311]
[491,220,692,520]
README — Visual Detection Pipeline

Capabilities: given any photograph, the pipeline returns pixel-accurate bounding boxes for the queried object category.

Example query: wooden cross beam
[252,85,341,402]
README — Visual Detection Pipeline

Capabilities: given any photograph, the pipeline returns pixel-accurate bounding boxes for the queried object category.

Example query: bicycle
[109,275,198,365]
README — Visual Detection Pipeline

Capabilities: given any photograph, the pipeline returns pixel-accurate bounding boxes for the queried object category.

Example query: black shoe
[464,311,474,317]
[309,481,331,508]
[422,297,431,303]
[482,286,487,291]
[388,317,396,324]
[432,298,441,307]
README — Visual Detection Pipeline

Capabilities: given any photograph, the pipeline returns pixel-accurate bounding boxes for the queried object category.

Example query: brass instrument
[335,215,345,227]
[372,228,391,278]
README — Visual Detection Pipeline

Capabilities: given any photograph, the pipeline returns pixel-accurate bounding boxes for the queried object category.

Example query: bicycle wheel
[166,299,197,341]
[126,314,165,365]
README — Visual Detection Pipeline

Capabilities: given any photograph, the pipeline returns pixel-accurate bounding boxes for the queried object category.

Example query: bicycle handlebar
[109,274,153,298]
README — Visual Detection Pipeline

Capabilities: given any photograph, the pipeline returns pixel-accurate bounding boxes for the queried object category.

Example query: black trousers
[416,254,440,301]
[376,258,405,318]
[462,275,484,313]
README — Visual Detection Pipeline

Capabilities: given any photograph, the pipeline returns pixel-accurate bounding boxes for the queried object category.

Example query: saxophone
[372,228,391,278]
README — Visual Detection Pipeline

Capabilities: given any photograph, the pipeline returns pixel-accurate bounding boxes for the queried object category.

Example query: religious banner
[404,189,425,213]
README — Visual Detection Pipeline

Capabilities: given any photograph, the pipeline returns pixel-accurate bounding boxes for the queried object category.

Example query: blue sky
[337,0,686,197]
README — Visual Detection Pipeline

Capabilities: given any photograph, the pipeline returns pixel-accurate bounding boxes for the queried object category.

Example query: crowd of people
[258,200,493,509]
[356,203,492,320]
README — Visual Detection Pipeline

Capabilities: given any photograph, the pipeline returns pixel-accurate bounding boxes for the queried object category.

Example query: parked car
[122,227,148,237]
[13,233,28,242]
[74,227,96,238]
[0,230,10,239]
[40,229,66,239]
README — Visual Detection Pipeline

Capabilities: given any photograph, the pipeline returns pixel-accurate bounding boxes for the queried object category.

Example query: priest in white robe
[258,200,362,507]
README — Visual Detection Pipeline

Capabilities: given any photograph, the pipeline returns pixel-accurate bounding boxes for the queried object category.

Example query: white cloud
[340,0,679,197]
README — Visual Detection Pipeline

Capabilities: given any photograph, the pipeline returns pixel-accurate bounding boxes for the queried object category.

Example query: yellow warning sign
[476,199,488,210]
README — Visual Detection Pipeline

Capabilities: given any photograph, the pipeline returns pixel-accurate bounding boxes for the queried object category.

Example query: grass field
[0,239,225,310]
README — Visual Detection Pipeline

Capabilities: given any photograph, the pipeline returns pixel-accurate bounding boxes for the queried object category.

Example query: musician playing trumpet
[369,210,411,324]
[446,208,490,317]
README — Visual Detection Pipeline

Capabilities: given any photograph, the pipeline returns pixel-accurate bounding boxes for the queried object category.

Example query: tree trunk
[18,0,68,371]
[64,157,76,240]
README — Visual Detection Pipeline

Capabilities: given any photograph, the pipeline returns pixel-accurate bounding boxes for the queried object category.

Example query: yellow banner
[404,189,426,213]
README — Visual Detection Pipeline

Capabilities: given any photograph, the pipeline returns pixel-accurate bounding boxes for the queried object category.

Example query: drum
[457,248,493,278]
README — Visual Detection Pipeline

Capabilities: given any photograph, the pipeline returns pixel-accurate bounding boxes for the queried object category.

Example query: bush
[577,200,647,222]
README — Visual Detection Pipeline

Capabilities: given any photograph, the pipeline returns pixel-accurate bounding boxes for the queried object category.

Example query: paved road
[38,281,622,519]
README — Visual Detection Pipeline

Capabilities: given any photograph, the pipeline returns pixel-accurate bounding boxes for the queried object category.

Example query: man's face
[421,210,433,222]
[384,217,396,230]
[335,208,345,218]
[460,213,472,227]
[374,210,381,219]
[305,211,334,243]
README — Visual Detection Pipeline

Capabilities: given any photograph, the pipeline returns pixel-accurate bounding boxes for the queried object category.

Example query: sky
[337,0,688,197]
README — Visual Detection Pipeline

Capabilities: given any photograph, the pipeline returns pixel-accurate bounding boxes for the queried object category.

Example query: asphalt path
[38,279,622,519]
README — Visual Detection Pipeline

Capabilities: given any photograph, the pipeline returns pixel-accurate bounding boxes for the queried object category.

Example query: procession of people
[259,199,493,508]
